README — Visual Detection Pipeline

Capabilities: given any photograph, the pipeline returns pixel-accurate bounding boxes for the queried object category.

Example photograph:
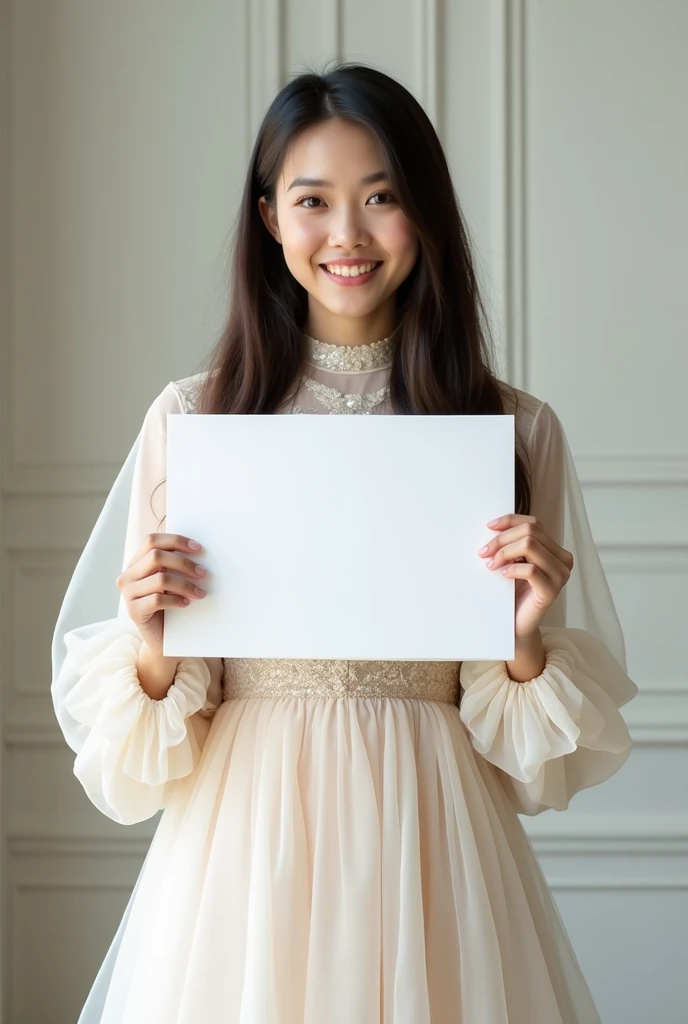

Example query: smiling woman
[51,61,637,1024]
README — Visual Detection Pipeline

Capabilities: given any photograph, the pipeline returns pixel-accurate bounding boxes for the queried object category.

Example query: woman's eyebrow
[286,170,388,191]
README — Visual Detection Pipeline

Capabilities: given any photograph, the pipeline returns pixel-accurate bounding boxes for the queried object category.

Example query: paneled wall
[1,2,685,1021]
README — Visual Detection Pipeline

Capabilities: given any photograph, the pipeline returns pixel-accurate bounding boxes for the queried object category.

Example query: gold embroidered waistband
[222,658,461,703]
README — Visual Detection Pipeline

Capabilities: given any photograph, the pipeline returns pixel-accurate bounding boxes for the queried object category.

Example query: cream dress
[51,334,638,1024]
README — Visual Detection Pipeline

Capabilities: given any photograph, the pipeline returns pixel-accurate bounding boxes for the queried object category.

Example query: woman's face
[258,118,419,343]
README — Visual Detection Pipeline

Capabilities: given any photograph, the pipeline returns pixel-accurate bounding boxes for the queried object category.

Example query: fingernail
[194,565,207,576]
[188,540,202,550]
[194,586,206,597]
[486,558,494,568]
[487,518,500,527]
[478,545,489,555]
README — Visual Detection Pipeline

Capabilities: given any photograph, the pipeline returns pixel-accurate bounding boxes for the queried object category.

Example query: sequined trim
[171,371,211,414]
[303,379,391,414]
[304,332,397,372]
[222,658,461,702]
[290,403,321,414]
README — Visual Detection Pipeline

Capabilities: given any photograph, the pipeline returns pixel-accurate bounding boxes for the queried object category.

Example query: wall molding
[9,837,151,859]
[547,877,688,891]
[500,0,528,389]
[11,879,133,893]
[415,0,442,133]
[524,812,688,848]
[245,0,285,156]
[623,688,688,745]
[321,0,342,62]
[600,545,688,574]
[3,461,122,498]
[3,725,68,747]
[576,454,688,487]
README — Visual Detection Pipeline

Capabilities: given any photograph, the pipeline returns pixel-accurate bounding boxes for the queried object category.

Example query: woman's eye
[296,195,323,209]
[368,191,395,205]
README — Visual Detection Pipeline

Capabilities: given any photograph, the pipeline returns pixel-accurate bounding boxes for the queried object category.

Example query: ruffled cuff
[458,627,637,808]
[62,626,211,786]
[56,623,219,824]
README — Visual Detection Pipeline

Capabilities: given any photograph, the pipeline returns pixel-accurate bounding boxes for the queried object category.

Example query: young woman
[52,62,637,1023]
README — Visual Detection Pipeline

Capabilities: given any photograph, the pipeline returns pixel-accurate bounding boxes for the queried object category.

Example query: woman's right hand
[116,534,208,655]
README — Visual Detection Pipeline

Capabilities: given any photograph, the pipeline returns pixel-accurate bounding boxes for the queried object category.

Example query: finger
[487,540,565,589]
[124,570,206,603]
[119,548,207,589]
[130,592,192,617]
[487,536,561,577]
[124,533,203,573]
[482,520,571,566]
[499,562,559,601]
[486,515,536,530]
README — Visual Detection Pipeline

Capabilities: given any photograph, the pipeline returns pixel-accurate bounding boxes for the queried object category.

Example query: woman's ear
[258,196,282,244]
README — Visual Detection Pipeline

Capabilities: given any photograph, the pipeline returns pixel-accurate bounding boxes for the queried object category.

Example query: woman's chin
[312,296,385,321]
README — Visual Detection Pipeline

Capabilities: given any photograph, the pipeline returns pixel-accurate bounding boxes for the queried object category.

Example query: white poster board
[163,414,515,661]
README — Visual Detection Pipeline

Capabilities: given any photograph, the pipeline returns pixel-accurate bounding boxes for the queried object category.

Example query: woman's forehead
[278,121,385,188]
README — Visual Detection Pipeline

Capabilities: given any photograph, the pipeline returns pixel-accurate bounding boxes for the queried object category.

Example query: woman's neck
[304,302,398,347]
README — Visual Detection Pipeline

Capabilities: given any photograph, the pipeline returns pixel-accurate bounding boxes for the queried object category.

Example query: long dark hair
[190,61,530,515]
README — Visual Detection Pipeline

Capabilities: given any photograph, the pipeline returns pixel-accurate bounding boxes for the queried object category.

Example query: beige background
[1,1,686,1021]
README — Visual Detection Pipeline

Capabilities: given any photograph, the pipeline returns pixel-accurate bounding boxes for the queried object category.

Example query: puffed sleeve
[50,382,223,826]
[458,400,638,816]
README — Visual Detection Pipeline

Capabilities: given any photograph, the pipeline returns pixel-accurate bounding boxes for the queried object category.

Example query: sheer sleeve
[50,382,223,825]
[458,400,638,816]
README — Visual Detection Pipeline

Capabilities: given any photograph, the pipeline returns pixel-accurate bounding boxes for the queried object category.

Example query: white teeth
[324,262,379,277]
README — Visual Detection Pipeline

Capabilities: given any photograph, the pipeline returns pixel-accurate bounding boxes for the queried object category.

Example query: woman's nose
[327,206,371,250]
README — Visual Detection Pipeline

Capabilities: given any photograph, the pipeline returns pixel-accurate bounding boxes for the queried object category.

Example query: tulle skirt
[80,696,600,1024]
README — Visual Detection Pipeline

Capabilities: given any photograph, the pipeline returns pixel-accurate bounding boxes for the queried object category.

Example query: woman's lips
[319,262,383,286]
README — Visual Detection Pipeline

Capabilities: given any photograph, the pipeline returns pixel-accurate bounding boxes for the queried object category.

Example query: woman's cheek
[384,216,418,261]
[282,216,321,253]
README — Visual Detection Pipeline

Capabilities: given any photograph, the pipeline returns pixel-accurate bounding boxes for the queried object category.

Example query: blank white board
[164,414,515,660]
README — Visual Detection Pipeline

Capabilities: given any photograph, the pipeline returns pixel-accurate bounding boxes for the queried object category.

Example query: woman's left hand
[478,515,574,640]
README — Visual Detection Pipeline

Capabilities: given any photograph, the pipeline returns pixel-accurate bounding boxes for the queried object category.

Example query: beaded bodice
[172,331,397,417]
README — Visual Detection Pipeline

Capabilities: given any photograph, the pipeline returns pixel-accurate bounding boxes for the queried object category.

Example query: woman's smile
[319,259,384,286]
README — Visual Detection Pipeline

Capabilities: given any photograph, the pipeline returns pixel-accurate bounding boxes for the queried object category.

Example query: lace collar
[304,327,399,373]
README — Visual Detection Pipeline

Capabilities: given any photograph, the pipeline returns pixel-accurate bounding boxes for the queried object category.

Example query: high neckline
[304,327,399,373]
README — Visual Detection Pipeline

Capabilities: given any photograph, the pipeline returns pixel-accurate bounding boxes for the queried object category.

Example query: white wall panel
[9,844,143,1024]
[7,0,247,497]
[524,0,687,457]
